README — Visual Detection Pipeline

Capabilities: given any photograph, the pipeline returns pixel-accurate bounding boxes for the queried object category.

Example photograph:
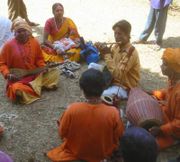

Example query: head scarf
[162,48,180,73]
[11,17,32,34]
[0,151,13,162]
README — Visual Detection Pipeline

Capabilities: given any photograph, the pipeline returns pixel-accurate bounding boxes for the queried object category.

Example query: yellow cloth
[104,43,140,90]
[43,48,81,62]
[162,48,180,73]
[10,68,59,104]
[11,16,32,33]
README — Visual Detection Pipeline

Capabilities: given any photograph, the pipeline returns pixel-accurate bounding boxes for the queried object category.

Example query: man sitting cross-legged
[0,17,59,104]
[47,69,124,162]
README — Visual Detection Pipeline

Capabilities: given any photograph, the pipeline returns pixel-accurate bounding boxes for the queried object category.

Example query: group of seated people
[0,2,179,162]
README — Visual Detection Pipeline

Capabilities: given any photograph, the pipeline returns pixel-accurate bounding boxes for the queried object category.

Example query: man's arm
[105,49,140,79]
[0,44,10,78]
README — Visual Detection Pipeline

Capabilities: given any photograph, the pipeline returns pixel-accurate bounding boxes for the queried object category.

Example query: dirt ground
[0,0,180,162]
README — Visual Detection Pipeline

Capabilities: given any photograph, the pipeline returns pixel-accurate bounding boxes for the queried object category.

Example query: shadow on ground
[144,36,180,48]
[162,36,180,48]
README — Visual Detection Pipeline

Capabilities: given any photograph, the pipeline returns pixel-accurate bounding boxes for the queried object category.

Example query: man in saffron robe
[47,69,124,162]
[149,48,180,149]
[42,3,81,63]
[0,17,59,104]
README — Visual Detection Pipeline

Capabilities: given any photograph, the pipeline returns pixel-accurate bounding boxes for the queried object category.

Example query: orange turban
[162,48,180,73]
[11,17,32,34]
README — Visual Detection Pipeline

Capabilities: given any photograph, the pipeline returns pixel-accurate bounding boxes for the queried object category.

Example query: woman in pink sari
[42,3,81,62]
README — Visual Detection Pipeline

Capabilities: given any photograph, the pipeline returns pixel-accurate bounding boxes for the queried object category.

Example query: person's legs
[19,0,39,26]
[138,7,156,42]
[19,0,28,21]
[8,0,20,21]
[154,6,169,45]
[7,82,41,104]
[102,85,128,99]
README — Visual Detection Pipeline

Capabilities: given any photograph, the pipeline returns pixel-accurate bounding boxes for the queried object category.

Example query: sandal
[61,68,75,78]
[64,61,81,71]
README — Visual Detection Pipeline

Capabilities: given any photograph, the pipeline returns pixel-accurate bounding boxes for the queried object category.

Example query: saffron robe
[47,102,124,162]
[153,82,180,149]
[0,37,59,104]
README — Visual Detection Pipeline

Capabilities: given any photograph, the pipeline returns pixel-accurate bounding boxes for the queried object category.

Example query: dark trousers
[8,0,28,21]
[139,5,169,45]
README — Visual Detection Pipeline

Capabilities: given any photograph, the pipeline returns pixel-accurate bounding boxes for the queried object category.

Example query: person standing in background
[0,16,14,49]
[8,0,39,26]
[134,0,172,47]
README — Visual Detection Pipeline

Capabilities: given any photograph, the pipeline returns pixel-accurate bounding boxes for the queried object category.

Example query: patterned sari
[42,17,81,62]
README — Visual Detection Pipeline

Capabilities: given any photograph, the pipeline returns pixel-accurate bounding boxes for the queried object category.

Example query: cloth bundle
[53,38,76,54]
[80,41,100,64]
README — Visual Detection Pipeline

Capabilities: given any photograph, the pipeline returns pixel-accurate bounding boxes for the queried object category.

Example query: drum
[126,87,163,130]
[101,95,121,108]
[101,95,114,106]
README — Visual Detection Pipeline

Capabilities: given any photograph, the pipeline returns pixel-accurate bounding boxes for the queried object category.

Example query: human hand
[149,126,162,137]
[6,73,19,81]
[94,42,111,55]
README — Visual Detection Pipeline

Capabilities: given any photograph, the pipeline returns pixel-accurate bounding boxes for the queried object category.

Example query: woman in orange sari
[42,3,81,62]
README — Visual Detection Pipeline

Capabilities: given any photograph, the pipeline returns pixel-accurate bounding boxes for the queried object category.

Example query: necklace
[85,98,102,104]
[17,39,32,66]
[54,17,64,30]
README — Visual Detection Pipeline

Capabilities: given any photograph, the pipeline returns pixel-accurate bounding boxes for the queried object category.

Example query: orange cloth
[0,37,46,103]
[47,102,124,162]
[104,43,140,90]
[162,48,180,73]
[153,82,180,149]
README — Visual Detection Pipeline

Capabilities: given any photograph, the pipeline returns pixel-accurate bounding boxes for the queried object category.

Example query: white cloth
[53,38,75,53]
[102,85,128,99]
[88,62,104,72]
[0,17,14,49]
